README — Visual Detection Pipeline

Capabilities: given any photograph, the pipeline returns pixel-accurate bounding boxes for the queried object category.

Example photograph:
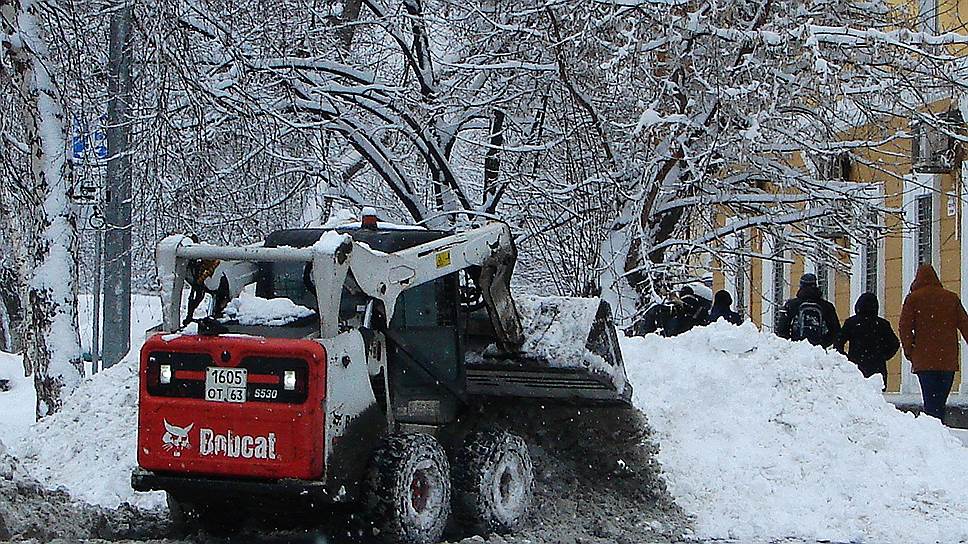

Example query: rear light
[283,370,296,391]
[146,351,212,398]
[361,206,378,229]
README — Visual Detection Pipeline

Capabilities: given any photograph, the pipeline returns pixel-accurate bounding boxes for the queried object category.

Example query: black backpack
[792,301,827,344]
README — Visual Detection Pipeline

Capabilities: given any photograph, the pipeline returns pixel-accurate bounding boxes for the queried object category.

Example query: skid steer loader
[132,214,631,543]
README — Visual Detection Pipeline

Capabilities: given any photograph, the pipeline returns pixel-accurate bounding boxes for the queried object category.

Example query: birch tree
[0,0,84,417]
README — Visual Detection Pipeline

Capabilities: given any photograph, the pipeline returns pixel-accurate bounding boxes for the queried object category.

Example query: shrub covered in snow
[625,321,968,544]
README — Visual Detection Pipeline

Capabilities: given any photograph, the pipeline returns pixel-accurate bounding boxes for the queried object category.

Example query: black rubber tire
[452,430,534,535]
[363,433,452,544]
[166,492,243,536]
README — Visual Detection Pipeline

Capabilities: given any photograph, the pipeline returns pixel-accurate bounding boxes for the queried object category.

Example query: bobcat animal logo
[162,419,194,457]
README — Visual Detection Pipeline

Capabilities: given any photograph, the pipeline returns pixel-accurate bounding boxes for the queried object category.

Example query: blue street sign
[71,116,107,163]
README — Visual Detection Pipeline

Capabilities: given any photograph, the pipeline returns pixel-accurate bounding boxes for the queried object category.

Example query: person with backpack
[899,264,968,423]
[775,273,841,348]
[834,292,899,390]
[708,289,742,325]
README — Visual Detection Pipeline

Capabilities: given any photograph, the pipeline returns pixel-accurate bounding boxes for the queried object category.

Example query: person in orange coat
[899,264,968,423]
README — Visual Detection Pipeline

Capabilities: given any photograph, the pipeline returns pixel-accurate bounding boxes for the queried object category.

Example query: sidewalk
[885,393,968,430]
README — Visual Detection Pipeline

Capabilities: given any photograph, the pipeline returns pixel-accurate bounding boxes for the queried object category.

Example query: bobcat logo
[162,419,194,457]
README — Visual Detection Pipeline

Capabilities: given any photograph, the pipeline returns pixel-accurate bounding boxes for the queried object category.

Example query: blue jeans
[917,371,956,423]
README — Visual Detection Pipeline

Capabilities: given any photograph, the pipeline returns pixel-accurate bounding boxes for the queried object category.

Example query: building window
[917,194,933,265]
[864,238,878,295]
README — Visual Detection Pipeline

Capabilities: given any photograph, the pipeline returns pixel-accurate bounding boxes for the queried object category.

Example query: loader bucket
[465,296,632,406]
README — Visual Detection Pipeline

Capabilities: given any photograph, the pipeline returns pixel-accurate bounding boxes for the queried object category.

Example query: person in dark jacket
[708,290,742,325]
[663,286,710,336]
[627,301,672,337]
[834,293,899,390]
[775,273,841,348]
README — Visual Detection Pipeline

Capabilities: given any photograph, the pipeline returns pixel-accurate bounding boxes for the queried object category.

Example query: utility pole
[102,1,134,368]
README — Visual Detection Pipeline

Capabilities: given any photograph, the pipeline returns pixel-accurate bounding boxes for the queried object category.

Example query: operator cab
[173,215,476,428]
[259,223,465,426]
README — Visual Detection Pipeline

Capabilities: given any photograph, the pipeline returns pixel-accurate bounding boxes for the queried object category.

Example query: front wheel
[452,430,534,535]
[364,433,452,544]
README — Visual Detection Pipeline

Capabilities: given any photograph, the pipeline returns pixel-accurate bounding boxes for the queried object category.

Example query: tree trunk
[0,265,22,352]
[338,0,364,51]
[1,0,85,418]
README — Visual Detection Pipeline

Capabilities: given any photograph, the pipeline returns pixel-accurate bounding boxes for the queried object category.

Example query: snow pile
[511,296,626,389]
[0,439,97,540]
[625,321,968,544]
[516,296,600,364]
[221,295,315,326]
[13,356,165,511]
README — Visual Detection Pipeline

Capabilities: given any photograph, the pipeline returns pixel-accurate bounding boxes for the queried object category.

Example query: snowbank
[625,322,968,543]
[4,294,165,511]
[13,355,165,511]
[516,295,600,366]
[512,296,627,391]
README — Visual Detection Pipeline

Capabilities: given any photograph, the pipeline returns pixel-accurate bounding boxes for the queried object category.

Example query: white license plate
[205,367,247,403]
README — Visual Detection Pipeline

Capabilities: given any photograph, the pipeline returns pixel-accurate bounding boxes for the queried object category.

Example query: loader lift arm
[155,220,629,407]
[156,222,524,350]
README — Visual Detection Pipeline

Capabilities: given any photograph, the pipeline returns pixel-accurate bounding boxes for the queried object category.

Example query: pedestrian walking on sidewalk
[776,273,841,348]
[899,264,968,424]
[834,293,899,390]
[708,290,742,325]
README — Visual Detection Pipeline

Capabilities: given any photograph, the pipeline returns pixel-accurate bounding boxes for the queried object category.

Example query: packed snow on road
[3,300,968,542]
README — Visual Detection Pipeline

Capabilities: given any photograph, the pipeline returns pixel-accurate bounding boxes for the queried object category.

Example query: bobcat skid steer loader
[131,214,631,544]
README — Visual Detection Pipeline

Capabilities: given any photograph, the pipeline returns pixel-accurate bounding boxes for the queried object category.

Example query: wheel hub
[411,470,431,513]
[499,468,514,504]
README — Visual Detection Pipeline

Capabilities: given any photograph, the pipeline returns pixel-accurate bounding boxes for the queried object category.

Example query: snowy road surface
[4,299,968,542]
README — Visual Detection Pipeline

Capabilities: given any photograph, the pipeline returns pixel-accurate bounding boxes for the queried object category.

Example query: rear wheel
[452,430,534,535]
[364,433,452,544]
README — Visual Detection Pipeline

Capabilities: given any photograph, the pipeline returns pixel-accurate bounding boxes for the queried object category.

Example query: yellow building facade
[713,107,968,394]
[712,1,968,395]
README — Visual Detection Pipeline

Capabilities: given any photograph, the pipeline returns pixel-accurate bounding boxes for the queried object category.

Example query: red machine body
[137,333,327,481]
